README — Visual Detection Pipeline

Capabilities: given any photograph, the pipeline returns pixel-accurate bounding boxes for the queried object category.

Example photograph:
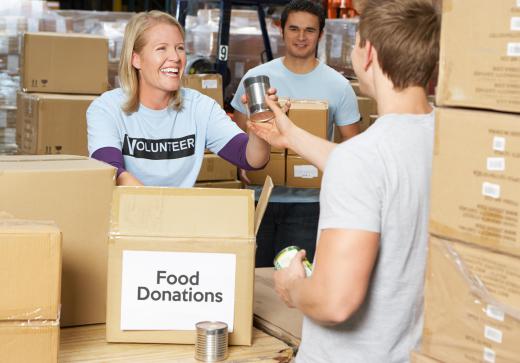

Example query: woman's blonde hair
[119,10,185,114]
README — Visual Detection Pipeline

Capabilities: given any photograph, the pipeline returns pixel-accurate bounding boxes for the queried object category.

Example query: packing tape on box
[437,237,520,321]
[0,319,59,328]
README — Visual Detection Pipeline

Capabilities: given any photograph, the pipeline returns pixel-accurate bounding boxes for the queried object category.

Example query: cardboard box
[254,268,302,346]
[246,153,285,186]
[422,236,520,363]
[0,155,116,326]
[195,180,243,189]
[0,322,59,363]
[22,32,109,95]
[182,74,223,108]
[436,0,520,113]
[286,100,328,155]
[333,96,377,143]
[357,96,377,132]
[0,220,61,321]
[197,153,237,182]
[430,108,520,257]
[286,155,322,189]
[16,92,95,156]
[106,178,273,345]
[410,351,442,363]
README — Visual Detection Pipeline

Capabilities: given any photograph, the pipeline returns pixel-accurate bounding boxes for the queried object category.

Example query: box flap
[111,186,255,239]
[0,156,115,173]
[254,176,273,236]
[0,155,86,162]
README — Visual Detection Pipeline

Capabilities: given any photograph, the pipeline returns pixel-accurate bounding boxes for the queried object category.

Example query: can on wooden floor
[195,321,228,362]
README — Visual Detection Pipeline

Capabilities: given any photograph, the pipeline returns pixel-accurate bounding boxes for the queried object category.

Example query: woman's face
[132,22,186,96]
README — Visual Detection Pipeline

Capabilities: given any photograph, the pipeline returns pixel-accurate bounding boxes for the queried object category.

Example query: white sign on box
[120,250,236,331]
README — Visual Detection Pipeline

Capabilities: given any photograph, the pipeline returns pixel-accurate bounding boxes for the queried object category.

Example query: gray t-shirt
[297,111,434,363]
[231,58,360,203]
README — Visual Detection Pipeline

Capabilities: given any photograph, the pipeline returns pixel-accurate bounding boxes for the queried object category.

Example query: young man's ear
[363,40,373,71]
[131,52,141,70]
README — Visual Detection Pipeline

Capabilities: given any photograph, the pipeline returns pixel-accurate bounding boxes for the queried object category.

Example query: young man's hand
[247,96,293,150]
[273,249,307,308]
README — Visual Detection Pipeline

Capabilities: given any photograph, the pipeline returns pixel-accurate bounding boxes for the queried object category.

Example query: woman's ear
[131,51,141,70]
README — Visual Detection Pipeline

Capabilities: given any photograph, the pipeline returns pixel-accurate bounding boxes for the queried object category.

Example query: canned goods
[243,75,274,123]
[273,246,313,277]
[195,321,228,362]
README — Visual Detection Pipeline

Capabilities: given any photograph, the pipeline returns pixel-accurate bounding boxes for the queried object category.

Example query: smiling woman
[86,11,271,187]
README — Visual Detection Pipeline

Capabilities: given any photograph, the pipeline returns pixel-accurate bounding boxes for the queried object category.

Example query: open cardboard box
[106,177,273,346]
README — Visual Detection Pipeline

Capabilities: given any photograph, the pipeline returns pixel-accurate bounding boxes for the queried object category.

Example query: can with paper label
[273,245,313,277]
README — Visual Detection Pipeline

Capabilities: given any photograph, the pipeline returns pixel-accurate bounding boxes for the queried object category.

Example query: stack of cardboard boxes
[184,73,243,189]
[0,219,61,363]
[0,155,116,328]
[413,2,520,362]
[16,32,108,156]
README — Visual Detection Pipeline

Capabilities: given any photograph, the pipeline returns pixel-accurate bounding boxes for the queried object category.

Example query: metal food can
[195,321,228,362]
[243,75,275,123]
[273,246,313,277]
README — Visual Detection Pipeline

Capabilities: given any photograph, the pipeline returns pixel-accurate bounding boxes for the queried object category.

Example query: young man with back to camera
[232,0,360,267]
[248,0,440,361]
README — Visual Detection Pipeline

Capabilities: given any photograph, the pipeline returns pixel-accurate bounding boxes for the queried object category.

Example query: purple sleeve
[218,133,266,171]
[91,146,126,177]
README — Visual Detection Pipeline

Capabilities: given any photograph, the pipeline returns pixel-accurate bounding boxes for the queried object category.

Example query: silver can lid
[196,321,228,335]
[244,75,270,88]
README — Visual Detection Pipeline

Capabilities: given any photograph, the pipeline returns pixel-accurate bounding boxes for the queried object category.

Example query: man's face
[351,32,370,95]
[282,11,321,60]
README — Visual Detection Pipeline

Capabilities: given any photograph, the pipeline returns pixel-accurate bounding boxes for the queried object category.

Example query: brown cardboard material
[22,32,109,95]
[106,178,273,345]
[0,220,61,321]
[430,108,520,257]
[410,351,442,363]
[357,96,377,132]
[247,153,285,186]
[195,180,243,189]
[333,96,377,143]
[436,0,520,113]
[254,268,302,346]
[0,322,59,363]
[422,236,520,363]
[286,155,322,189]
[0,155,116,326]
[287,100,328,155]
[16,92,95,156]
[197,153,237,182]
[182,74,223,108]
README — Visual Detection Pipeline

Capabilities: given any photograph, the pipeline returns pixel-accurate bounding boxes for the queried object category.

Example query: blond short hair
[119,10,185,114]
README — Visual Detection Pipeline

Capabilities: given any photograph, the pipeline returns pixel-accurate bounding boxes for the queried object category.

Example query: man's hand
[273,249,307,308]
[247,96,293,150]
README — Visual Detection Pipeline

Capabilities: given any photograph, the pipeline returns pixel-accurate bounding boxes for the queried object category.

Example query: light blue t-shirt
[231,58,360,203]
[87,88,242,187]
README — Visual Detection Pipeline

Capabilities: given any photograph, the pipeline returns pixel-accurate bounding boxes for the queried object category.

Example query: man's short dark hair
[281,0,326,34]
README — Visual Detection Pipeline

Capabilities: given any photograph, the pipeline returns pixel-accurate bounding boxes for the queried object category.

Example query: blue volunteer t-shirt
[231,58,360,203]
[87,88,242,187]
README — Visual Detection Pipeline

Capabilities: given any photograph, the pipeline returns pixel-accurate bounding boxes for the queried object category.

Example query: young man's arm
[274,228,379,324]
[248,97,336,171]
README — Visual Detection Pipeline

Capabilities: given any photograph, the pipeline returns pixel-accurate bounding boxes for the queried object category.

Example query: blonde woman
[87,10,270,186]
